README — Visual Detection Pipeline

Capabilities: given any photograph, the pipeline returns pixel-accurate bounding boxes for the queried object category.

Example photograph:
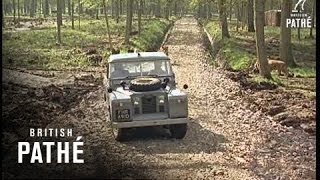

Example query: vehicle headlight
[133,97,140,106]
[177,98,185,103]
[112,101,130,108]
[158,95,165,104]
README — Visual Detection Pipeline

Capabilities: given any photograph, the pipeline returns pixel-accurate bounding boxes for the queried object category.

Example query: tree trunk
[78,0,81,30]
[155,0,161,17]
[138,0,142,35]
[68,0,71,16]
[280,0,296,67]
[247,0,255,32]
[57,0,62,44]
[95,7,99,19]
[254,0,271,78]
[119,0,123,15]
[219,0,230,38]
[62,0,65,14]
[115,0,119,23]
[79,1,83,14]
[44,0,49,17]
[71,0,74,29]
[3,3,5,28]
[30,0,35,17]
[103,0,113,50]
[236,1,239,31]
[174,1,177,16]
[125,0,133,44]
[111,0,115,19]
[39,0,42,17]
[241,1,244,29]
[229,0,232,21]
[17,0,20,22]
[309,0,315,38]
[166,0,170,20]
[13,0,16,23]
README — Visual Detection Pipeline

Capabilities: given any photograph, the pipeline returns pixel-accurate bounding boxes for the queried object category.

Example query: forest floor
[2,17,316,179]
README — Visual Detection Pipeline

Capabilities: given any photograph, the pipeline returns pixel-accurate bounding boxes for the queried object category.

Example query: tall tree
[57,0,62,44]
[309,0,315,38]
[13,0,16,23]
[68,0,71,16]
[17,0,20,22]
[138,0,142,35]
[155,0,161,17]
[103,0,113,50]
[62,0,65,14]
[125,0,133,44]
[30,0,35,17]
[219,0,230,38]
[247,0,255,32]
[236,1,240,31]
[119,0,123,15]
[2,2,5,28]
[165,0,170,20]
[115,0,119,23]
[111,0,115,19]
[71,0,74,29]
[280,0,295,66]
[254,0,271,78]
[78,0,81,30]
[44,0,49,17]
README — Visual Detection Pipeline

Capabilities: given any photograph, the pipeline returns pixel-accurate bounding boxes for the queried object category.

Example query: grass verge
[203,18,315,78]
[3,16,172,70]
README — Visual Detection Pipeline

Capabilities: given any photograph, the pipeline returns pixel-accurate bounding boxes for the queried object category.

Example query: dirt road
[2,17,315,179]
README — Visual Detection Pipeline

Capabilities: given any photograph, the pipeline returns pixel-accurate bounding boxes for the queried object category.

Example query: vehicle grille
[141,96,157,113]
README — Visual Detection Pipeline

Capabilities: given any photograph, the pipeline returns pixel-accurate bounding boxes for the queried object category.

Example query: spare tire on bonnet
[129,77,162,92]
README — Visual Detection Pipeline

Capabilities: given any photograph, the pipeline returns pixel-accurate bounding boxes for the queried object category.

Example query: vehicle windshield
[109,60,172,79]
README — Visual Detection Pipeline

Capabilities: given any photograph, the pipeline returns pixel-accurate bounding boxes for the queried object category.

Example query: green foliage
[289,66,316,78]
[204,18,316,74]
[252,75,283,86]
[3,17,171,70]
[132,19,171,51]
[205,21,221,41]
[205,20,255,71]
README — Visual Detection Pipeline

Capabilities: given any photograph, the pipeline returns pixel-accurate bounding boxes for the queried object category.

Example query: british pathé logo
[286,0,312,28]
[18,128,84,163]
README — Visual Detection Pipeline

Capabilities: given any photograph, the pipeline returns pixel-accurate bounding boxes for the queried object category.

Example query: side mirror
[120,81,126,89]
[161,82,167,89]
[183,84,188,89]
[107,87,113,93]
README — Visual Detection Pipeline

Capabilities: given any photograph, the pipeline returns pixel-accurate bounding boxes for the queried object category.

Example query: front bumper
[112,117,188,128]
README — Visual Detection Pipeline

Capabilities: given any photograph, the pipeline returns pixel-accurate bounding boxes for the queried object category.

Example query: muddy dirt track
[2,17,316,179]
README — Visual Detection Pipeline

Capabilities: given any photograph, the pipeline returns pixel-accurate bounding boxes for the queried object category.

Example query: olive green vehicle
[103,52,189,141]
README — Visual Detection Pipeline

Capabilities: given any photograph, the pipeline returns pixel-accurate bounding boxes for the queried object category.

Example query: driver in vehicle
[149,61,166,75]
[111,63,129,77]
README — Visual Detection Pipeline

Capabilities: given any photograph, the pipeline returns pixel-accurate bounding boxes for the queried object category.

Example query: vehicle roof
[108,52,170,63]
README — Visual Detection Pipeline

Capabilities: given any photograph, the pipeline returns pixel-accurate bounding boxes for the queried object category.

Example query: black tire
[169,123,187,139]
[129,77,162,92]
[103,93,107,101]
[112,127,128,141]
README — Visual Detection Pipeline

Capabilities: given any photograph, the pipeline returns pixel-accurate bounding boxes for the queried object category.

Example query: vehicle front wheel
[112,127,128,141]
[169,123,187,139]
